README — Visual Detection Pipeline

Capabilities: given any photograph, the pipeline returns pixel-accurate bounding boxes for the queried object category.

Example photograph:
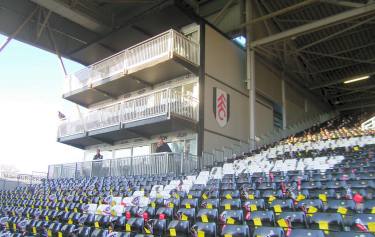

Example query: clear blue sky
[0,34,85,174]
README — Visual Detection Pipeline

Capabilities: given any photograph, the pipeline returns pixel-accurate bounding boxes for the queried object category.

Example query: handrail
[47,152,198,178]
[127,30,173,51]
[173,30,200,49]
[361,116,375,130]
[64,29,200,94]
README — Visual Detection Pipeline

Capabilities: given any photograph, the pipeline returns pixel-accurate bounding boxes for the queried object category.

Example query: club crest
[213,87,230,127]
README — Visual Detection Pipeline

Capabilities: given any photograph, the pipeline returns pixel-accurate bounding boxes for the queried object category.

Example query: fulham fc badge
[213,87,230,127]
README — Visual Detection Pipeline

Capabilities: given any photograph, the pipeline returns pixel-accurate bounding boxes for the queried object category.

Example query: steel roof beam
[229,0,318,32]
[0,6,39,53]
[321,0,365,8]
[30,0,111,34]
[250,2,375,48]
[337,94,375,103]
[327,83,375,99]
[247,0,318,26]
[314,62,363,74]
[259,0,323,84]
[310,71,375,89]
[295,14,375,52]
[212,0,237,25]
[96,0,155,3]
[308,41,375,62]
[264,46,375,66]
[337,102,375,111]
[297,49,375,65]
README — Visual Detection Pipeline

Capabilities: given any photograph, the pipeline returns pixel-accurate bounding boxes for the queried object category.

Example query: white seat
[86,204,98,214]
[96,204,111,215]
[111,205,125,216]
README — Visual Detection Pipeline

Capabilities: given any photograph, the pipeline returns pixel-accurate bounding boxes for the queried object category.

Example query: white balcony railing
[58,88,199,138]
[120,89,169,123]
[362,116,375,130]
[64,29,200,94]
[126,31,172,72]
[48,152,198,178]
[91,51,127,84]
[58,119,85,138]
[173,30,200,65]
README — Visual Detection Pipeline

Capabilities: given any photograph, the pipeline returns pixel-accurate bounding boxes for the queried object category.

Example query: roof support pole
[36,9,52,40]
[246,0,256,151]
[47,23,85,132]
[282,41,287,129]
[0,6,39,53]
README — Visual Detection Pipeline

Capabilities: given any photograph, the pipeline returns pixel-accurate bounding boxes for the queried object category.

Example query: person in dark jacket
[156,136,172,153]
[92,149,103,176]
[93,149,103,160]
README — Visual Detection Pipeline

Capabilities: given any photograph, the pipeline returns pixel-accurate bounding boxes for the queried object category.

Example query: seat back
[221,224,249,237]
[252,227,284,237]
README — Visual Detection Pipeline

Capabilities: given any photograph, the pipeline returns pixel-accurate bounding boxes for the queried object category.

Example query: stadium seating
[1,114,375,236]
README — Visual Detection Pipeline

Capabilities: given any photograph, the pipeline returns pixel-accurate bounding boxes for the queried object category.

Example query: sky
[0,34,85,174]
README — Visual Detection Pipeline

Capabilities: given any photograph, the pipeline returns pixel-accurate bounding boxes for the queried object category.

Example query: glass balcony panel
[58,88,199,139]
[91,51,126,83]
[58,119,85,137]
[66,67,92,93]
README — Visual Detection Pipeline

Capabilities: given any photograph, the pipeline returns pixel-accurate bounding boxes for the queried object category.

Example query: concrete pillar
[246,0,256,150]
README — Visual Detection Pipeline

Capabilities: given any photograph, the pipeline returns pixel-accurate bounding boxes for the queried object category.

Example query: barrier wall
[48,152,198,179]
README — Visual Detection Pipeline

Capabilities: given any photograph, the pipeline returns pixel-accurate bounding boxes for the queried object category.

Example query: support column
[281,79,287,129]
[246,0,256,150]
[197,23,205,168]
[281,41,287,130]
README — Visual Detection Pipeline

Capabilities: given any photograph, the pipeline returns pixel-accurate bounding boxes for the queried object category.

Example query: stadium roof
[1,0,375,110]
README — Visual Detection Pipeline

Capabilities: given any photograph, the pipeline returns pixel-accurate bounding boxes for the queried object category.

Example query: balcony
[63,29,200,107]
[58,88,199,148]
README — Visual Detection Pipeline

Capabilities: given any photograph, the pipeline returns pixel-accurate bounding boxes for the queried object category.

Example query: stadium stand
[281,113,375,144]
[0,114,375,237]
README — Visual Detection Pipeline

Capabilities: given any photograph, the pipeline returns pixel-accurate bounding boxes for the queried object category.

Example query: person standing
[92,149,103,176]
[93,149,103,160]
[156,136,172,153]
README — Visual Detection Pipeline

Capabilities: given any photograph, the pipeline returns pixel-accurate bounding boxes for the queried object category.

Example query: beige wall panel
[286,99,305,125]
[285,83,304,108]
[255,60,282,104]
[204,76,249,144]
[285,83,323,125]
[204,131,241,154]
[205,25,247,95]
[255,99,274,136]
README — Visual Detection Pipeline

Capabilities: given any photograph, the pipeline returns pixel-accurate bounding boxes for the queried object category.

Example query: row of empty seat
[1,114,374,236]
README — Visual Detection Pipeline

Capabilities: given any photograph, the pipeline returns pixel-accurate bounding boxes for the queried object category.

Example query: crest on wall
[213,87,230,127]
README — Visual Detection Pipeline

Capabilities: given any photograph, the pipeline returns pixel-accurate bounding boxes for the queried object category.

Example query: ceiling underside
[0,0,196,65]
[0,0,374,111]
[252,0,375,112]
